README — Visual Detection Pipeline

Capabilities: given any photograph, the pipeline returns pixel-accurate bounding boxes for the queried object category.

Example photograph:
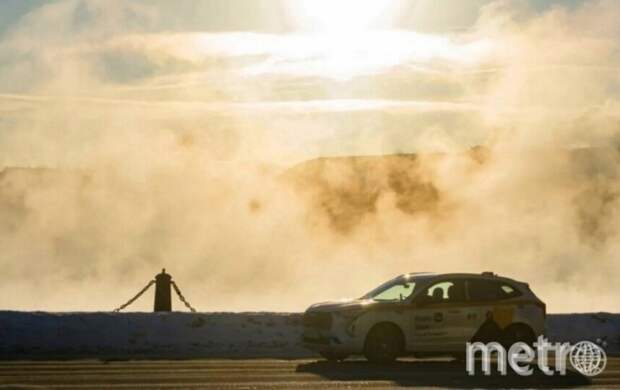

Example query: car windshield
[362,275,421,302]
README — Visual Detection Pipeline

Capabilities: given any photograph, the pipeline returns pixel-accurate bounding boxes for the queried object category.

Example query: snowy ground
[0,311,618,359]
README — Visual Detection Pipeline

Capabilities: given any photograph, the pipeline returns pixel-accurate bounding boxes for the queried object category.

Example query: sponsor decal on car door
[464,279,516,342]
[412,279,469,350]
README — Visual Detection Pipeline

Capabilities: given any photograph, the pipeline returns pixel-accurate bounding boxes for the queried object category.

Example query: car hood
[306,298,376,312]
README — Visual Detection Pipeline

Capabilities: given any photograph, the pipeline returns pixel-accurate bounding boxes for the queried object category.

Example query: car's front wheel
[363,323,403,363]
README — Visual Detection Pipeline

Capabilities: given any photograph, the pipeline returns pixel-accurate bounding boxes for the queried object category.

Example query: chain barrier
[113,280,155,312]
[172,281,197,313]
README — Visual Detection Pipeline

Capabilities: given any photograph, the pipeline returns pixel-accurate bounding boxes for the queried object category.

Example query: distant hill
[283,146,620,237]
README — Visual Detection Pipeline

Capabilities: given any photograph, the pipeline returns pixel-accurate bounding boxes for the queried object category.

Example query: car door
[410,278,469,352]
[463,278,519,343]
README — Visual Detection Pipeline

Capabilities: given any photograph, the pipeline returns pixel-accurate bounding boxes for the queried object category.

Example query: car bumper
[302,332,358,354]
[301,322,363,354]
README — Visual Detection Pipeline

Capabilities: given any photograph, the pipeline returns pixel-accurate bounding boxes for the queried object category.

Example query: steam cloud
[0,0,619,312]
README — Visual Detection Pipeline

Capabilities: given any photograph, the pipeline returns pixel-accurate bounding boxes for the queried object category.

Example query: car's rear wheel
[363,323,403,364]
[502,324,536,348]
[319,351,348,362]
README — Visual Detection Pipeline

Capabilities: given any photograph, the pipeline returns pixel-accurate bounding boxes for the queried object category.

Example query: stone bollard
[154,268,172,312]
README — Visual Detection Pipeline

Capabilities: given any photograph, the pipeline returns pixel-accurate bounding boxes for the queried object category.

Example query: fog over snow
[0,0,619,313]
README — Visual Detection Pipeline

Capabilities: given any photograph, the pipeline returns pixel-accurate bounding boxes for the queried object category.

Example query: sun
[289,0,399,32]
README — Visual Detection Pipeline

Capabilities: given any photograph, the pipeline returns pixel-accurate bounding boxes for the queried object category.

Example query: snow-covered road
[5,358,620,388]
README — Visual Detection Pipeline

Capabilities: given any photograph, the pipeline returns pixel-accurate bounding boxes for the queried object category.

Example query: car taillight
[534,301,546,319]
[524,283,546,319]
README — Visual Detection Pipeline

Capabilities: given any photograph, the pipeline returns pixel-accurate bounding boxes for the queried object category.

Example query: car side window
[419,279,467,304]
[468,279,521,301]
[372,282,415,301]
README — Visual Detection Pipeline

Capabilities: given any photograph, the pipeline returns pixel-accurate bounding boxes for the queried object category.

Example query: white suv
[302,272,546,363]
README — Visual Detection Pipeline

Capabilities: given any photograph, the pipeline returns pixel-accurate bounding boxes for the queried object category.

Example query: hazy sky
[1,0,620,313]
[0,0,584,34]
[0,0,602,166]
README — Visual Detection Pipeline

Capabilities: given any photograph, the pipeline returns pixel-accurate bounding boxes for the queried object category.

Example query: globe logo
[569,341,607,377]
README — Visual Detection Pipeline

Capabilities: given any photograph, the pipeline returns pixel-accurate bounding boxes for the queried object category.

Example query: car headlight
[336,308,364,320]
[334,309,365,336]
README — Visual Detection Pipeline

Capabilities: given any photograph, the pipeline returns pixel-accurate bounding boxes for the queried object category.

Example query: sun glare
[290,0,399,32]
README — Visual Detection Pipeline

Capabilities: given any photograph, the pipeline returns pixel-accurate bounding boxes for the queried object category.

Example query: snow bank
[546,313,620,353]
[0,311,618,359]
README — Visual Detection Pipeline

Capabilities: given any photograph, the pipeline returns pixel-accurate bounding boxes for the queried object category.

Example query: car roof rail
[481,271,495,277]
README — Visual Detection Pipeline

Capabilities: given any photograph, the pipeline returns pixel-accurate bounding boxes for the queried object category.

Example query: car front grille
[303,311,332,330]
